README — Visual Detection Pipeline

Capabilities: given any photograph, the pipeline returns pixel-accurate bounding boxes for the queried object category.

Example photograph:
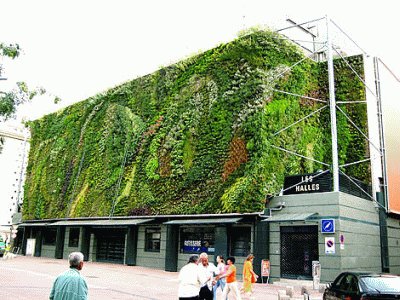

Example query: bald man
[49,252,88,300]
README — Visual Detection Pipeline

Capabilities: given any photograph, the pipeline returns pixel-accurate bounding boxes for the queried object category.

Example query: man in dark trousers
[198,252,218,300]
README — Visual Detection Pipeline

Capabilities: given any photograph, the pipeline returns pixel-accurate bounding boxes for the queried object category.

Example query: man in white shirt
[198,252,219,300]
[179,255,202,300]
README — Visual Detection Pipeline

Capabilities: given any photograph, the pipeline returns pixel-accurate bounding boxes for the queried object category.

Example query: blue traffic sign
[321,219,335,233]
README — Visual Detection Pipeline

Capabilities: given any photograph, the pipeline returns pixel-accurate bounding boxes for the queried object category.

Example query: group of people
[48,251,257,300]
[178,253,258,300]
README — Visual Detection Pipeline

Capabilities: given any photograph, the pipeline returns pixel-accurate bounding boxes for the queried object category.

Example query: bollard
[312,261,321,290]
[278,289,290,300]
[286,286,294,298]
[301,286,310,295]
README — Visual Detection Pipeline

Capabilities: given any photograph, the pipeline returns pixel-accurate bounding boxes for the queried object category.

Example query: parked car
[323,271,400,300]
[0,237,5,257]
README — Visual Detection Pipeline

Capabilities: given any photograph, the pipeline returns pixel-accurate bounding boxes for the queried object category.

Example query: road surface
[0,255,320,299]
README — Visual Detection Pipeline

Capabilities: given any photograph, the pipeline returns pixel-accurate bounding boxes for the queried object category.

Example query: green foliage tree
[0,42,61,121]
[1,43,27,120]
[0,42,61,152]
[0,42,20,59]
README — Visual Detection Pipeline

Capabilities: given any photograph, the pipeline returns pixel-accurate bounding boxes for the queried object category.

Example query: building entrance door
[95,229,125,264]
[280,225,318,279]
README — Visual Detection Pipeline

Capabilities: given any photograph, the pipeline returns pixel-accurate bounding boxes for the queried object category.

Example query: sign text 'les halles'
[295,175,320,192]
[283,173,332,195]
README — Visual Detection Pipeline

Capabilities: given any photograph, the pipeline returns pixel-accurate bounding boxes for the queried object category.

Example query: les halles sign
[283,172,332,195]
[283,172,371,200]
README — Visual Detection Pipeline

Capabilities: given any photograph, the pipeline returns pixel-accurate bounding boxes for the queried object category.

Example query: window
[145,228,161,252]
[334,274,359,293]
[230,226,251,257]
[180,227,215,254]
[42,228,57,246]
[68,228,80,247]
[361,276,400,293]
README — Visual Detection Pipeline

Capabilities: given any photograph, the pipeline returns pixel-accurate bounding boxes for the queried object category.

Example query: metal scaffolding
[272,15,389,211]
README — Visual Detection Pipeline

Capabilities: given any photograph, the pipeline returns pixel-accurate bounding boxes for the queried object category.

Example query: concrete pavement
[0,256,322,299]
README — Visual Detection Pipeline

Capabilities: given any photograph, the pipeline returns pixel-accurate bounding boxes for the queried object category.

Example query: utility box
[312,261,321,290]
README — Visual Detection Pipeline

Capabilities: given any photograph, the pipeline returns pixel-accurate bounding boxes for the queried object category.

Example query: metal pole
[374,57,388,210]
[326,15,339,192]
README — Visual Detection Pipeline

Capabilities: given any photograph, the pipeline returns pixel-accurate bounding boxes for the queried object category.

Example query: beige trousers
[220,281,242,300]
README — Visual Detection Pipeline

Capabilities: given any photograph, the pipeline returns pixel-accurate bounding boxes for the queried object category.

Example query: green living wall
[23,29,369,219]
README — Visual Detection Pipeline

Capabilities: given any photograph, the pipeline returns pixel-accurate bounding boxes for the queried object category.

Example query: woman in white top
[213,255,227,300]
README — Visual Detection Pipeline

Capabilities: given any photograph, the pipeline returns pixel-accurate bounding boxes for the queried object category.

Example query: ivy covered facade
[23,29,369,220]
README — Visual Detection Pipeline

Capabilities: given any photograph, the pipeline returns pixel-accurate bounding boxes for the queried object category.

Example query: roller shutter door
[96,229,125,264]
[280,225,318,279]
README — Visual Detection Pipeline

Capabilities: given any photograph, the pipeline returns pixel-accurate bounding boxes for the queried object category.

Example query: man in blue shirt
[50,252,88,300]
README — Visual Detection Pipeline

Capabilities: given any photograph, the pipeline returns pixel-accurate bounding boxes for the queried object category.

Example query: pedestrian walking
[242,254,258,299]
[49,252,88,300]
[217,256,242,300]
[198,252,218,300]
[213,255,227,300]
[178,255,202,300]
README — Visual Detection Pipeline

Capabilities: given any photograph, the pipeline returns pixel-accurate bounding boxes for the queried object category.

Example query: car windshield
[361,276,400,293]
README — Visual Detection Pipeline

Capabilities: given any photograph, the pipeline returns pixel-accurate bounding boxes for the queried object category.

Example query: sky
[1,0,400,214]
[1,0,399,122]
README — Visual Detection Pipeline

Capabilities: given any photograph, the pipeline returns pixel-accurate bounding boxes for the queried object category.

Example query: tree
[0,42,60,152]
[1,43,58,121]
[0,42,20,59]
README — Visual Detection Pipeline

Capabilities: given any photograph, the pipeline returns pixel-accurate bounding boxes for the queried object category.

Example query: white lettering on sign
[301,176,313,183]
[184,240,201,247]
[295,183,320,192]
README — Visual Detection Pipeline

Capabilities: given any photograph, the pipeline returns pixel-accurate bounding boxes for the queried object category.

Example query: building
[16,187,400,282]
[0,124,29,246]
[15,19,400,283]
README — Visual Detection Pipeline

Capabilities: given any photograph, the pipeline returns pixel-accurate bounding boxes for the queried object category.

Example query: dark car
[323,272,400,300]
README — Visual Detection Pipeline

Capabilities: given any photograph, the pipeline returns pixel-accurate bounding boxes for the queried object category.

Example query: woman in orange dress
[242,254,258,298]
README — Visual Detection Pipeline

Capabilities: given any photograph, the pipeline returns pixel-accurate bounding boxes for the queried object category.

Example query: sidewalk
[251,281,323,300]
[0,255,323,299]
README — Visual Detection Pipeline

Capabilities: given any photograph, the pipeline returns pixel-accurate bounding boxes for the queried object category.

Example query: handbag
[251,273,257,283]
